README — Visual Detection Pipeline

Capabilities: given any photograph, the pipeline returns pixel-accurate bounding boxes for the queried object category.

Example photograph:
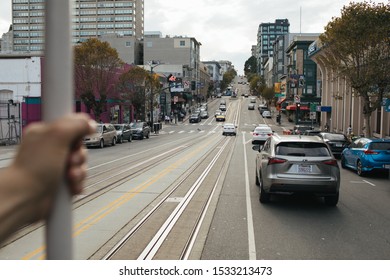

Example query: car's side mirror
[252,144,263,152]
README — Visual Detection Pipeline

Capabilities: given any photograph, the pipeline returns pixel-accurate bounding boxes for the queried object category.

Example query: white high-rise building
[11,0,144,53]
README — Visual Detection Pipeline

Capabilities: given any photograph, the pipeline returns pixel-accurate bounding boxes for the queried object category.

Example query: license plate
[384,164,390,169]
[298,164,312,173]
[335,143,342,147]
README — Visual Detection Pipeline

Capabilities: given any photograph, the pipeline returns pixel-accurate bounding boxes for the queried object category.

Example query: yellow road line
[23,136,217,259]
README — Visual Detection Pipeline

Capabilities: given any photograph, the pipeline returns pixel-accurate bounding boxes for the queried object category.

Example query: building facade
[309,40,390,138]
[256,19,289,75]
[11,0,143,54]
[283,35,320,124]
[143,33,203,106]
[202,60,222,94]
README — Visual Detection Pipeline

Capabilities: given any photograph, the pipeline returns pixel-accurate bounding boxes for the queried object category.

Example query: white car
[252,125,273,144]
[219,104,227,111]
[262,110,272,118]
[222,123,237,136]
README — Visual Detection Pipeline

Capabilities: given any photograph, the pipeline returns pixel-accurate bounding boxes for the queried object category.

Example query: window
[180,40,185,46]
[125,41,131,47]
[276,142,331,157]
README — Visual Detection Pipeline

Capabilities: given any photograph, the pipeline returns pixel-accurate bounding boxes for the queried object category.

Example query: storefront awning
[286,105,309,111]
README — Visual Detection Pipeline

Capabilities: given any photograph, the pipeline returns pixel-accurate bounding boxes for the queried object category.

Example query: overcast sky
[0,0,385,75]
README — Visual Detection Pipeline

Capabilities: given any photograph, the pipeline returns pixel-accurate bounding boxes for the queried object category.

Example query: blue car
[341,138,390,176]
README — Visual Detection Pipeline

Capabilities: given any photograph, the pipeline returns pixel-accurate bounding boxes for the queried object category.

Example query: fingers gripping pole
[44,0,74,259]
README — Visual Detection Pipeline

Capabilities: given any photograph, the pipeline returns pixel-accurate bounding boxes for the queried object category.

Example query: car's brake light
[253,133,258,136]
[322,159,338,166]
[268,157,287,165]
[267,133,272,136]
[364,150,379,155]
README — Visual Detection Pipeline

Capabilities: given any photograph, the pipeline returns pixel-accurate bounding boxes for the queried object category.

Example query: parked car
[189,113,201,123]
[83,123,117,148]
[252,125,273,144]
[130,122,150,140]
[262,110,272,118]
[252,134,340,206]
[341,138,390,176]
[114,123,133,143]
[222,123,237,136]
[200,110,209,119]
[317,132,350,158]
[248,103,255,110]
[292,125,314,135]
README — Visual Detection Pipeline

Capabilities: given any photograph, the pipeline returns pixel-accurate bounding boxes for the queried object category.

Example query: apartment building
[256,19,289,75]
[11,0,143,54]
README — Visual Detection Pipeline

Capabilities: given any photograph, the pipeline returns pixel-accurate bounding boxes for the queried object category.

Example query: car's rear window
[323,134,347,141]
[275,142,331,157]
[255,127,272,133]
[369,142,390,151]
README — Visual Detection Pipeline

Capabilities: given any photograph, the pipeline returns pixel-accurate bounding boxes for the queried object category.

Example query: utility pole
[148,61,162,132]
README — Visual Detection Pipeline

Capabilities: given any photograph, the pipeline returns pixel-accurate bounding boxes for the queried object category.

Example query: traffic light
[191,81,196,90]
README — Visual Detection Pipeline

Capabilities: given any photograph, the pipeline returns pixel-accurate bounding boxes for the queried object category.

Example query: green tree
[117,66,162,122]
[319,1,390,136]
[244,56,257,76]
[74,38,123,120]
[262,86,275,105]
[220,68,237,92]
[249,75,265,97]
[117,66,149,121]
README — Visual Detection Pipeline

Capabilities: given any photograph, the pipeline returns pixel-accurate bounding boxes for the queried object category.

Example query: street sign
[385,98,390,112]
[294,95,300,103]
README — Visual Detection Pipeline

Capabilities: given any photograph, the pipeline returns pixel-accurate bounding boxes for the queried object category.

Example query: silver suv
[83,123,117,148]
[252,135,340,206]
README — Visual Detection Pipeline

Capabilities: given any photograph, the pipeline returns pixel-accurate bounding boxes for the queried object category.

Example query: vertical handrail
[43,0,74,259]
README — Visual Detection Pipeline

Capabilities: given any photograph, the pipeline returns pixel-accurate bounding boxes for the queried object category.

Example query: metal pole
[150,66,154,132]
[44,0,74,259]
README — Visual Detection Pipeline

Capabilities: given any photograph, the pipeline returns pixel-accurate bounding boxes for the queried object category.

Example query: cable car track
[101,135,235,260]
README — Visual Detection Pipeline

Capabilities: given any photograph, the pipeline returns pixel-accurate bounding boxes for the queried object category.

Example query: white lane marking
[243,132,257,260]
[362,180,376,187]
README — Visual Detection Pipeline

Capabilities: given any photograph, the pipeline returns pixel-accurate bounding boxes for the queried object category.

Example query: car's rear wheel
[99,139,104,149]
[324,193,339,206]
[129,134,132,142]
[112,137,116,146]
[340,155,346,169]
[259,178,270,203]
[119,135,123,144]
[356,160,364,176]
[255,170,260,186]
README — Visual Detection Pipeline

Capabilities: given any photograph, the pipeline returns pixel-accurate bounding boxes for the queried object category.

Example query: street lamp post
[148,60,162,132]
